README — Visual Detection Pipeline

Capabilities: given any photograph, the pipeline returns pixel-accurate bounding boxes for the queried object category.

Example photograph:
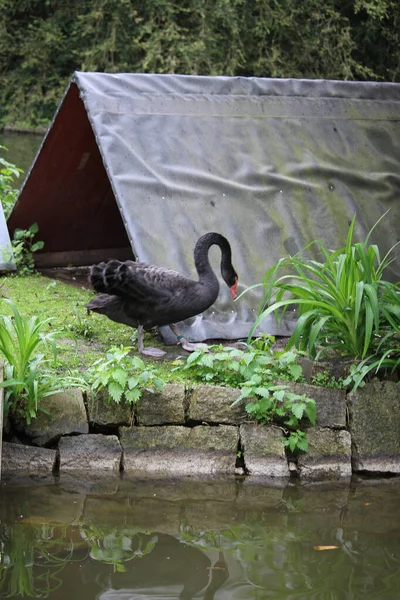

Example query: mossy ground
[0,273,184,380]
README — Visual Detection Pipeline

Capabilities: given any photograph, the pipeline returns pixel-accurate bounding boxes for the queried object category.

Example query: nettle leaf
[242,353,256,366]
[291,402,306,420]
[141,371,150,384]
[256,355,274,365]
[297,436,309,452]
[100,373,111,386]
[215,352,230,361]
[154,378,164,391]
[199,354,215,369]
[108,382,123,403]
[280,350,298,363]
[186,351,202,366]
[289,435,298,453]
[131,355,145,369]
[112,369,128,387]
[236,387,253,402]
[128,377,139,389]
[272,389,286,402]
[254,386,271,398]
[288,363,303,380]
[229,351,244,362]
[31,241,44,252]
[125,388,141,403]
[249,374,262,385]
[305,400,317,424]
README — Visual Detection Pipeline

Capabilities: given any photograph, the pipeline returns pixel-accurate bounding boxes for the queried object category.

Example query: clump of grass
[245,213,400,363]
[0,275,169,375]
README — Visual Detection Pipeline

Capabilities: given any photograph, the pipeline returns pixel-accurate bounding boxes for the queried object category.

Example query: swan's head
[222,265,238,300]
[229,276,238,299]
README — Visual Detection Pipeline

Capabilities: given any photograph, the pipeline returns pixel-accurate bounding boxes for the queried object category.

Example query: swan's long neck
[194,232,232,286]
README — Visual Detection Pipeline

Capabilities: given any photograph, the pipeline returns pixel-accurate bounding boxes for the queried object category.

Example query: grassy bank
[0,274,167,375]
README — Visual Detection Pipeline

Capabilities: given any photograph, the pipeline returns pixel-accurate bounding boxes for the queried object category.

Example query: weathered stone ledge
[1,380,399,480]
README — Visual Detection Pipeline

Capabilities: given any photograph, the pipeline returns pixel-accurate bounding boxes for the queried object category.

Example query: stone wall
[1,380,399,480]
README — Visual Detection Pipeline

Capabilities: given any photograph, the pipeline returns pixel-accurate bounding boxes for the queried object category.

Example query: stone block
[58,434,122,472]
[1,441,56,472]
[298,427,351,480]
[120,425,238,474]
[87,388,133,428]
[287,382,347,428]
[240,424,290,477]
[348,381,400,474]
[135,384,185,425]
[188,385,247,424]
[13,389,88,446]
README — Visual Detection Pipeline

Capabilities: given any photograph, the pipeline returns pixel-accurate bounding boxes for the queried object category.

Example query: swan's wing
[91,260,193,302]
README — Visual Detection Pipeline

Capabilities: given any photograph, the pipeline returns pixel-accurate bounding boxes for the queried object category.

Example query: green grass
[0,274,168,376]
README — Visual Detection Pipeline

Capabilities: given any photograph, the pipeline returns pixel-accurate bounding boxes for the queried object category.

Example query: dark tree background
[0,0,399,127]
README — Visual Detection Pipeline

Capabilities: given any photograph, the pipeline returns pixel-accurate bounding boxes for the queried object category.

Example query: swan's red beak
[230,278,238,300]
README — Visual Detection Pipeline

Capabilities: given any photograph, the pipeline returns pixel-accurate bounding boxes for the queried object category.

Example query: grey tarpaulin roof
[8,73,400,343]
[0,205,15,271]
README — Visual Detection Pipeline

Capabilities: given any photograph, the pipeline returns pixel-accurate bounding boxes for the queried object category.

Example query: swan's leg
[169,324,209,353]
[137,324,166,358]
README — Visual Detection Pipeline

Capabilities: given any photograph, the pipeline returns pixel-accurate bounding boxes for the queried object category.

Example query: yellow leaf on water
[313,545,339,551]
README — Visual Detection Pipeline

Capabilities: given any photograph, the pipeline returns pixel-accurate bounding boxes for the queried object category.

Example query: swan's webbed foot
[168,324,209,353]
[137,324,166,357]
[141,347,166,358]
[177,337,210,353]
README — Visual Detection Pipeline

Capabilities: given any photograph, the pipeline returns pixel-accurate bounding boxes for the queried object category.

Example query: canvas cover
[0,206,15,271]
[8,73,400,342]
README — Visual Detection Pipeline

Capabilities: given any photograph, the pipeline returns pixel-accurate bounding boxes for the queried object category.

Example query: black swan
[86,232,238,357]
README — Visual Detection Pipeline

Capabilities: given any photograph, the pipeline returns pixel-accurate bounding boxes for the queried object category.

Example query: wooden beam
[34,247,135,268]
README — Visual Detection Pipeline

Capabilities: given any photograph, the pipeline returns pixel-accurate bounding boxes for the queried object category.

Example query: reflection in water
[0,475,399,599]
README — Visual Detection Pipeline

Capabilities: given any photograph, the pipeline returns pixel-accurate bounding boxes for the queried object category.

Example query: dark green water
[0,131,44,184]
[0,474,399,599]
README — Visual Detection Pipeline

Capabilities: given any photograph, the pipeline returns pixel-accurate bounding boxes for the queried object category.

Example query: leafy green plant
[85,346,164,404]
[181,342,315,452]
[182,342,304,388]
[0,146,23,219]
[0,299,83,423]
[244,214,400,386]
[310,371,345,389]
[9,223,45,275]
[282,429,309,453]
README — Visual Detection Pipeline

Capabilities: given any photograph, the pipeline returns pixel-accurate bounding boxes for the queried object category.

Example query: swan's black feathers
[86,232,238,334]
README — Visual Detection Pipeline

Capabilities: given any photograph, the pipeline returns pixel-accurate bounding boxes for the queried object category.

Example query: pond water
[0,474,399,599]
[0,131,44,185]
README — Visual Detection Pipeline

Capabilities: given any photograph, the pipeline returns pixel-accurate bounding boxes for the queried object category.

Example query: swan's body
[86,232,238,356]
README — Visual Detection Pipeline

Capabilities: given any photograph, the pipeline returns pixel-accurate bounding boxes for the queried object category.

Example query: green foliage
[85,345,164,404]
[310,371,345,389]
[0,146,23,218]
[0,275,136,373]
[282,429,309,453]
[182,343,304,388]
[247,214,400,383]
[0,299,83,423]
[181,340,315,453]
[0,1,399,128]
[8,223,45,275]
